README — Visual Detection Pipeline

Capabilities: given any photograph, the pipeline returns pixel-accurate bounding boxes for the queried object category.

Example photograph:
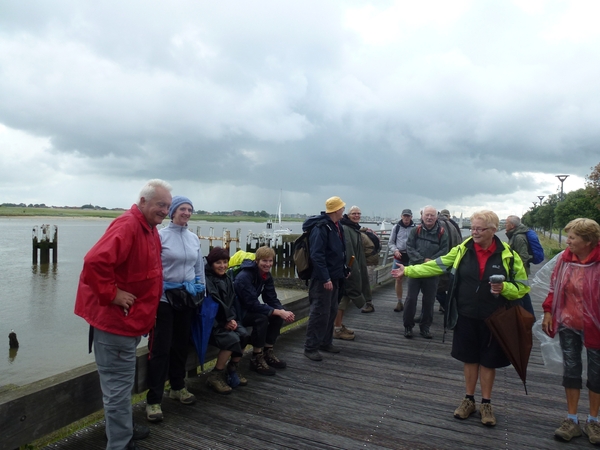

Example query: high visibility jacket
[405,236,530,328]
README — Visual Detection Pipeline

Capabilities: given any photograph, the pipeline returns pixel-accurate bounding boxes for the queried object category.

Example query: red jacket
[542,243,600,348]
[74,205,163,337]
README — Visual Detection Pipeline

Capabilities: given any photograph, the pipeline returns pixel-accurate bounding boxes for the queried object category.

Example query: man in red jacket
[75,179,172,450]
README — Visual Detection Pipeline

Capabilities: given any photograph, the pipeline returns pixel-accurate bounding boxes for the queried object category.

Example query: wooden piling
[32,225,58,265]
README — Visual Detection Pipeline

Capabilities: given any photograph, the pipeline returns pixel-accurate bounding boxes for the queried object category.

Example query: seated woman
[234,246,295,376]
[204,247,250,395]
[542,218,600,444]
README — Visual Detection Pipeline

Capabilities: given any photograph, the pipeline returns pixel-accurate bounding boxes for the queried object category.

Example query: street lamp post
[532,202,537,207]
[556,175,569,246]
[537,195,545,205]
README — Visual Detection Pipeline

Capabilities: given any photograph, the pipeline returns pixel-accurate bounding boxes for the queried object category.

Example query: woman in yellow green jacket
[393,210,529,428]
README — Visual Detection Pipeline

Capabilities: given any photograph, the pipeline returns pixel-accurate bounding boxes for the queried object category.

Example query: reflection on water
[8,348,18,363]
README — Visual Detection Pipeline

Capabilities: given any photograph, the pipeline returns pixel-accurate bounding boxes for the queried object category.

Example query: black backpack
[293,219,330,280]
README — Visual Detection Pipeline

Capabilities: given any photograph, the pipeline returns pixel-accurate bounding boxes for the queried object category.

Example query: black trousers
[242,312,284,349]
[146,302,194,405]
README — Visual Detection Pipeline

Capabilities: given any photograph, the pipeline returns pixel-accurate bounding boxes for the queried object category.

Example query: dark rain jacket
[234,259,284,318]
[303,212,346,282]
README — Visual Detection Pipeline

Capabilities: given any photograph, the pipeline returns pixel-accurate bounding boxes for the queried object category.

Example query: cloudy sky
[1,0,598,219]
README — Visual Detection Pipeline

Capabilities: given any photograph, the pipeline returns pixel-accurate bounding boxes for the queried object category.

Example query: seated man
[234,246,295,375]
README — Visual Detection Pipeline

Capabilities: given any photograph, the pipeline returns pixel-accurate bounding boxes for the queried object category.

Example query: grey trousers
[403,276,439,330]
[93,328,141,450]
[304,278,339,351]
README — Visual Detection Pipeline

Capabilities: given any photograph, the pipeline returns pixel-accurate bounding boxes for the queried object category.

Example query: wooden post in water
[32,224,58,264]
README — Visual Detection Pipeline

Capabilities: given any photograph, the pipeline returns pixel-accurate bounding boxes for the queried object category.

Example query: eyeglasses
[470,227,491,233]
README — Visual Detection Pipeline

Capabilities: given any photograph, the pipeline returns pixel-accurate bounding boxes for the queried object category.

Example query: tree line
[523,162,600,233]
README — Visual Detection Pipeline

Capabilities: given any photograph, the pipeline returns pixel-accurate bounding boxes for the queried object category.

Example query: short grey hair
[422,205,437,215]
[349,205,361,213]
[137,179,172,205]
[506,215,521,226]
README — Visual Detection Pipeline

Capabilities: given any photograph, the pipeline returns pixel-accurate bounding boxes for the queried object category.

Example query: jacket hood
[561,242,600,263]
[341,214,360,230]
[398,219,415,228]
[303,213,331,232]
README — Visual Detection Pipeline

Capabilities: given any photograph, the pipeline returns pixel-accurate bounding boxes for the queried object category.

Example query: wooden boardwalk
[44,281,590,450]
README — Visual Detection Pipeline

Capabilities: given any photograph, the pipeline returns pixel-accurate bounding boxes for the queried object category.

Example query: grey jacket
[406,221,449,265]
[388,220,415,254]
[506,223,531,275]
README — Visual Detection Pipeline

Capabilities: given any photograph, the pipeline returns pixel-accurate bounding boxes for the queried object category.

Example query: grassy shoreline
[0,206,302,223]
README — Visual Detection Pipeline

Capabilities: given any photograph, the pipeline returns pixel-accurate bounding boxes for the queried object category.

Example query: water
[0,217,303,387]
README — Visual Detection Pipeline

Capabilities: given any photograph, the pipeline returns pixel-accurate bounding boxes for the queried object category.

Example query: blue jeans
[93,328,141,450]
[304,278,339,351]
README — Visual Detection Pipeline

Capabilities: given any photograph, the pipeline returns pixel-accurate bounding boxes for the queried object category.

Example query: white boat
[273,190,291,236]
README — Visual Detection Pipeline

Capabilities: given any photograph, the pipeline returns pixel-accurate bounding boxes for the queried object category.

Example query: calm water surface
[0,217,304,387]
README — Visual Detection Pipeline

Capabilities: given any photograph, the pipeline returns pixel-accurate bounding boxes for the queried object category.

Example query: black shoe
[420,328,433,339]
[127,440,144,450]
[404,327,413,338]
[319,344,341,353]
[304,349,323,361]
[132,423,150,440]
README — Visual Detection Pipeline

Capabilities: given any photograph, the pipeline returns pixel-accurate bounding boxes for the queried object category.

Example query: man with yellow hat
[303,196,348,361]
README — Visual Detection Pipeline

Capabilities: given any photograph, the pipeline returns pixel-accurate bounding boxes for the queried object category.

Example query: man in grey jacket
[403,206,449,339]
[505,215,535,317]
[388,209,415,312]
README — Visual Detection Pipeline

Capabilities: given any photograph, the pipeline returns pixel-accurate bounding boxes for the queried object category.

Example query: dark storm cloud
[0,0,598,215]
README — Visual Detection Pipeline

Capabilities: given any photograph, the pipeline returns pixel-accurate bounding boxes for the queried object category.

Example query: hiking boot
[341,324,354,335]
[394,300,404,312]
[145,403,163,423]
[583,420,600,444]
[227,361,248,387]
[334,327,355,340]
[264,347,287,369]
[453,398,476,419]
[479,403,496,427]
[404,327,413,338]
[420,328,433,339]
[169,387,196,405]
[319,344,341,353]
[304,349,323,361]
[132,423,150,440]
[361,302,375,313]
[207,370,233,395]
[555,418,582,441]
[127,440,145,450]
[250,353,276,375]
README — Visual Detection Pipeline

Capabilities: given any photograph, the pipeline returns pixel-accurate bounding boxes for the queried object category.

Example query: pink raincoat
[542,243,600,349]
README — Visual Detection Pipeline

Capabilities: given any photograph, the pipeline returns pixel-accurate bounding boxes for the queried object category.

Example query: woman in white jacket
[145,196,205,422]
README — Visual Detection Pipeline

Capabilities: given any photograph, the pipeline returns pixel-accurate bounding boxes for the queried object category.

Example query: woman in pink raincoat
[542,218,600,445]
